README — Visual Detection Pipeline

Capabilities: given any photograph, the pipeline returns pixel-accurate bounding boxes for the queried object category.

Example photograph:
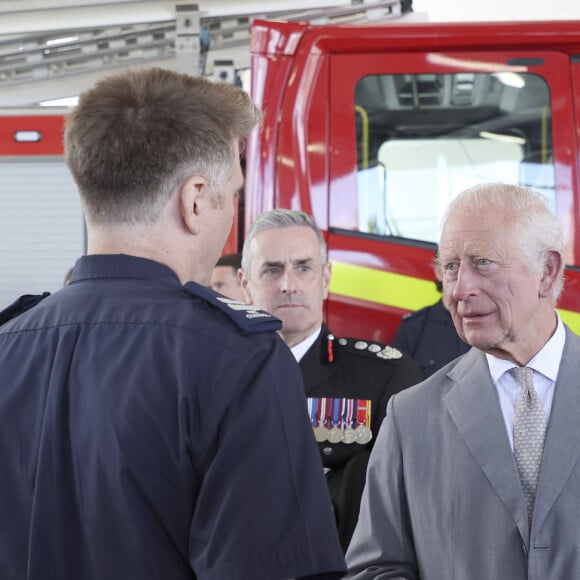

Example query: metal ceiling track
[0,1,405,91]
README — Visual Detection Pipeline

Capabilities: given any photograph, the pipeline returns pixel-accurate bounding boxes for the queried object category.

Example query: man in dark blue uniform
[393,277,470,379]
[240,209,421,551]
[0,68,345,580]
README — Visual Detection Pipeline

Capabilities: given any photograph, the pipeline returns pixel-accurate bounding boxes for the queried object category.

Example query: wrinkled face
[210,265,245,301]
[240,226,331,347]
[439,206,547,362]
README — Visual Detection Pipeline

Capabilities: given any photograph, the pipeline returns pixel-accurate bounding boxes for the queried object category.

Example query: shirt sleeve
[189,335,346,580]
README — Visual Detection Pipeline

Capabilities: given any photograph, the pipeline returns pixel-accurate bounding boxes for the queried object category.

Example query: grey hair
[442,182,565,300]
[241,209,327,274]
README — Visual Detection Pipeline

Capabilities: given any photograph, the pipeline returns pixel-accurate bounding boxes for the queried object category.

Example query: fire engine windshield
[354,72,555,242]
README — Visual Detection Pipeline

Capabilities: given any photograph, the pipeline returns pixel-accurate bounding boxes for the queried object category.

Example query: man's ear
[180,175,208,235]
[238,269,253,304]
[539,250,563,298]
[322,262,332,299]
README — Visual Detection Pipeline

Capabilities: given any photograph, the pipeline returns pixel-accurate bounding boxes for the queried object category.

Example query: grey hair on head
[241,209,327,274]
[442,182,565,300]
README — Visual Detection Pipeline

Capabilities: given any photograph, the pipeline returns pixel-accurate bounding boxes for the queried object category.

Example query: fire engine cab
[245,17,580,342]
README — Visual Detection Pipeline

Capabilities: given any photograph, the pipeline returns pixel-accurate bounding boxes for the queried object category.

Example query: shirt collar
[486,310,565,382]
[71,254,180,284]
[290,326,322,362]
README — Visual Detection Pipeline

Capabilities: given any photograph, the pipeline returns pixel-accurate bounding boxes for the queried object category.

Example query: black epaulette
[327,332,403,362]
[182,281,281,334]
[0,292,50,327]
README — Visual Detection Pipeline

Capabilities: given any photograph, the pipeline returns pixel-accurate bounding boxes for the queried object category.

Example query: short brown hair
[64,67,261,225]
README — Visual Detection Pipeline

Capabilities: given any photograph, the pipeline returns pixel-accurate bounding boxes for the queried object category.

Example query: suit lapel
[443,349,530,542]
[533,327,580,532]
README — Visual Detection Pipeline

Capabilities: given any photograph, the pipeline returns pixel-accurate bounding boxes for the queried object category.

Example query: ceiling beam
[0,0,372,34]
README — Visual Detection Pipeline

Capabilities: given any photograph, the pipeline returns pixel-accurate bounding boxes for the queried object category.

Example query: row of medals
[314,421,373,445]
[308,397,373,445]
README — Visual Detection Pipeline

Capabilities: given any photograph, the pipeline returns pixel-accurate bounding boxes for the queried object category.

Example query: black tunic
[299,324,422,551]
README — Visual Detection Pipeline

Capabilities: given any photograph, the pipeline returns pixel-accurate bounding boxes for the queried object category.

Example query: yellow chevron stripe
[557,308,580,335]
[329,262,440,311]
[330,262,580,335]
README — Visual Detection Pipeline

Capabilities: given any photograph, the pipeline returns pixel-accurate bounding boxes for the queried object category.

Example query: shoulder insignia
[336,336,403,360]
[0,292,51,327]
[182,281,281,334]
[376,345,403,359]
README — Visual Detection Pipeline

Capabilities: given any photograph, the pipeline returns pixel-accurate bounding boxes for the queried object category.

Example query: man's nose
[280,269,297,294]
[452,263,477,301]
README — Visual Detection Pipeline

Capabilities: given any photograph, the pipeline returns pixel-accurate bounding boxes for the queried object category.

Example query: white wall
[0,161,85,309]
[413,0,580,21]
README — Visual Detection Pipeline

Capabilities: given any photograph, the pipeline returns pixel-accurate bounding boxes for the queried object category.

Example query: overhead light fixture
[39,96,79,107]
[479,131,526,145]
[492,72,526,89]
[46,36,79,47]
[14,131,42,143]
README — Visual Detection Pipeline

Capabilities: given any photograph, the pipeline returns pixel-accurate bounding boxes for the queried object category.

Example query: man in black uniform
[240,209,421,551]
[0,68,345,580]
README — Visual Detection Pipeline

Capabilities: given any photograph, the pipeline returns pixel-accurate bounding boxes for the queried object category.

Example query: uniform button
[322,447,333,455]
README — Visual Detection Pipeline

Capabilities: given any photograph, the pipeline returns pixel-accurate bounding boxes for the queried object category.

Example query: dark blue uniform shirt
[0,255,345,580]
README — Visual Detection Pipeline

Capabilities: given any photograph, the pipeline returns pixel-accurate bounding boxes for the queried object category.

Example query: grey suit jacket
[345,326,580,580]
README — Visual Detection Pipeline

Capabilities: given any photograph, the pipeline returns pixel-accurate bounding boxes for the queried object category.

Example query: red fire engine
[245,17,580,342]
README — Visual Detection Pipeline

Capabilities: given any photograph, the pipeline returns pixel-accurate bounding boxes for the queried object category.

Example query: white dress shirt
[486,312,565,450]
[290,327,322,363]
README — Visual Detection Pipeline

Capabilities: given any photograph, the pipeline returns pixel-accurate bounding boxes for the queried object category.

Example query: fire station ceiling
[0,0,410,109]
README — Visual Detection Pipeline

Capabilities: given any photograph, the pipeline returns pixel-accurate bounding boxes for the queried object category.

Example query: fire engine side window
[354,72,554,242]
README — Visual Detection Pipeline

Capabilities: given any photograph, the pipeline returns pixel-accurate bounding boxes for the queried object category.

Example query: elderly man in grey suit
[345,183,578,579]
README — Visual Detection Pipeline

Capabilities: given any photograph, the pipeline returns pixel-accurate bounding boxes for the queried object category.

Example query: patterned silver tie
[511,367,547,525]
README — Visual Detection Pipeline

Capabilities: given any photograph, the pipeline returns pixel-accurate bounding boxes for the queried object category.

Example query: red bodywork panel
[0,115,65,156]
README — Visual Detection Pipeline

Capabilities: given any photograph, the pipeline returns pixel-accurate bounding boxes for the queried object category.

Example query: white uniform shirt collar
[290,326,323,363]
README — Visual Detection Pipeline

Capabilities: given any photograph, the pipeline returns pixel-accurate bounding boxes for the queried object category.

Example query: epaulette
[327,332,403,361]
[0,292,50,327]
[182,281,281,334]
